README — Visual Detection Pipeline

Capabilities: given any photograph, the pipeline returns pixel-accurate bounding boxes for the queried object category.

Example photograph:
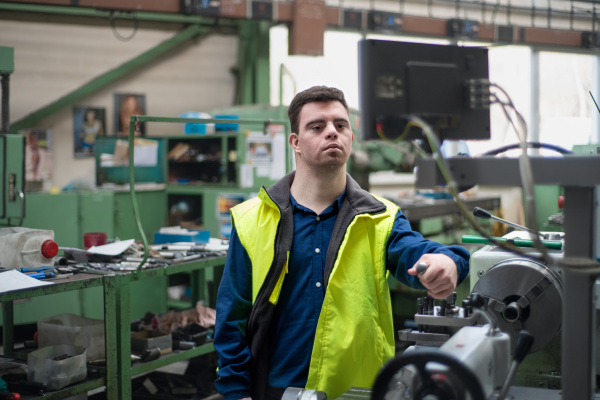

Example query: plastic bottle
[0,227,59,269]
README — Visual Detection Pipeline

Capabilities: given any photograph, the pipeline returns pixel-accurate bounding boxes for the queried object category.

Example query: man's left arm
[386,210,470,299]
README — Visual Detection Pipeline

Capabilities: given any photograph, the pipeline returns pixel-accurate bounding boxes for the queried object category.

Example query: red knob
[558,196,565,209]
[41,239,59,259]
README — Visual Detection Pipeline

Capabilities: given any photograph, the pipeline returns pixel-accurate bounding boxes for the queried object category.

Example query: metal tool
[19,266,55,273]
[26,270,55,280]
[472,207,543,238]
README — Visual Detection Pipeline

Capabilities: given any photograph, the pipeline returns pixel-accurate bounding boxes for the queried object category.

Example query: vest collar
[263,171,386,215]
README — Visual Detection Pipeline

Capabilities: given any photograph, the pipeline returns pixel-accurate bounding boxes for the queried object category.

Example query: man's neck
[290,167,347,215]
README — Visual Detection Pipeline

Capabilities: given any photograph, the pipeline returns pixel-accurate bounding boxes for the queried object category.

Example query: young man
[213,86,470,400]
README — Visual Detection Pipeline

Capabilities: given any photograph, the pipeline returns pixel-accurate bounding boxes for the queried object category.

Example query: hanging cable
[109,10,139,42]
[491,0,501,25]
[128,116,149,272]
[478,142,572,157]
[380,80,556,265]
[570,0,574,30]
[481,1,486,25]
[405,115,550,265]
[488,82,551,262]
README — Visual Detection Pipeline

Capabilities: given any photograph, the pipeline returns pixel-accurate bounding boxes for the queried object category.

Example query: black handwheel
[371,349,486,400]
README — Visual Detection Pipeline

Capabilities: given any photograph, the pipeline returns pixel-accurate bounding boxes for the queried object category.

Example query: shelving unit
[166,134,237,186]
[5,114,290,398]
[95,115,292,240]
[0,256,226,399]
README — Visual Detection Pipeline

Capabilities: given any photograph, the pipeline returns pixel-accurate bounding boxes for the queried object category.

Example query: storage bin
[131,330,173,355]
[27,344,87,390]
[37,313,105,362]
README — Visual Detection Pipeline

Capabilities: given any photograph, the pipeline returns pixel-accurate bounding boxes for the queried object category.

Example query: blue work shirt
[214,192,469,400]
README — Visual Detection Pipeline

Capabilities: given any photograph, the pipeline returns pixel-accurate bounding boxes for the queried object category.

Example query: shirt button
[316,216,320,221]
[316,282,322,288]
[315,248,320,253]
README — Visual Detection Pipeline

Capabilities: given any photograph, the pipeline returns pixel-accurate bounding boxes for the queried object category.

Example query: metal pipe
[0,2,240,25]
[559,256,600,400]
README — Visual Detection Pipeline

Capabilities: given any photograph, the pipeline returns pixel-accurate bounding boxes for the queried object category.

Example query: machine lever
[472,207,542,238]
[496,330,534,400]
[416,262,428,275]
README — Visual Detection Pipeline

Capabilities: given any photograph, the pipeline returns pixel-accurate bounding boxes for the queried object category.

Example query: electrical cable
[109,11,139,42]
[478,142,572,157]
[405,115,547,263]
[487,82,551,261]
[392,80,555,265]
[376,82,555,263]
[128,116,149,272]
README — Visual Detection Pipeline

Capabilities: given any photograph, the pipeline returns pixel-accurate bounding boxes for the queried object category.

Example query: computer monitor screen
[358,39,491,143]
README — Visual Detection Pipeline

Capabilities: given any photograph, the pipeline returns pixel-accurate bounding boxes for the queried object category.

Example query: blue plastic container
[180,112,214,135]
[214,115,239,132]
[154,229,210,244]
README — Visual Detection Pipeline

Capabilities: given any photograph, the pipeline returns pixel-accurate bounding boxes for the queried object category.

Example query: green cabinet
[22,190,166,249]
[1,190,168,325]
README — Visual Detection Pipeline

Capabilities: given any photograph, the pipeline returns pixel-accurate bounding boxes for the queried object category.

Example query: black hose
[480,141,572,156]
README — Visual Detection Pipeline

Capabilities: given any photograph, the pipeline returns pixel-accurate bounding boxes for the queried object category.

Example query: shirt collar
[290,190,346,215]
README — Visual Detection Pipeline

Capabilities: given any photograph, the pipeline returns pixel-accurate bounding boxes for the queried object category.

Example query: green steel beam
[236,20,271,105]
[9,24,213,134]
[0,46,14,74]
[254,21,271,104]
[0,2,240,25]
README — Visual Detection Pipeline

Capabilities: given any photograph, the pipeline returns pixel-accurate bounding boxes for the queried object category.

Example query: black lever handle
[514,330,534,363]
[473,206,491,219]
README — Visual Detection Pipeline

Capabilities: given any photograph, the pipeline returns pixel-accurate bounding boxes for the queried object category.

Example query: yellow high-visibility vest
[231,185,399,399]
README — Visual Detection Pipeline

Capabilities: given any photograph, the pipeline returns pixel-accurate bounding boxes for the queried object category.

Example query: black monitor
[358,39,491,144]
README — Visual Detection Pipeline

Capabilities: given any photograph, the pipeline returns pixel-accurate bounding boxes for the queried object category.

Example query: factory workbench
[0,255,226,399]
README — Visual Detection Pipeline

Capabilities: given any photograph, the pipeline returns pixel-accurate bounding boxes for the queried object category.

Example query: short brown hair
[288,86,349,133]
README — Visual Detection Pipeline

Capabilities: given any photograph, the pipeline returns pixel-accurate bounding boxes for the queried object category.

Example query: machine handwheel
[371,349,486,400]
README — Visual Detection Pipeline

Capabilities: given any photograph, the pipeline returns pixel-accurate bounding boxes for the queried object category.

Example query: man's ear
[289,132,299,152]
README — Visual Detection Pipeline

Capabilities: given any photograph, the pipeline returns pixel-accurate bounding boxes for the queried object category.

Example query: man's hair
[288,86,349,133]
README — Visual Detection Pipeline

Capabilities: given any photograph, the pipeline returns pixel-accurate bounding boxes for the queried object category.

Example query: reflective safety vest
[231,173,399,399]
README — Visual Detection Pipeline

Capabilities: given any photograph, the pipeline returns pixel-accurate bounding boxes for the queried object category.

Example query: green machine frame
[0,46,26,226]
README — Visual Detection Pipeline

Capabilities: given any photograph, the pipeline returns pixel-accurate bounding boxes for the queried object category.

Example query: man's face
[289,101,354,170]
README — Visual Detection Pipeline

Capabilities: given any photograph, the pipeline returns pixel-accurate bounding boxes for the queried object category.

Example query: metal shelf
[0,256,226,399]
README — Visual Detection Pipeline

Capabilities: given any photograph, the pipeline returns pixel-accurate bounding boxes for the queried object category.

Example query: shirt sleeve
[213,225,254,400]
[386,209,470,290]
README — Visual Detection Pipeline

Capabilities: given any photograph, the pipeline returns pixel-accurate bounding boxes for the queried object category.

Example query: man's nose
[325,122,338,138]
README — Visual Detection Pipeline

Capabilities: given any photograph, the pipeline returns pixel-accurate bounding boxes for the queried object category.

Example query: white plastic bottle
[0,227,59,269]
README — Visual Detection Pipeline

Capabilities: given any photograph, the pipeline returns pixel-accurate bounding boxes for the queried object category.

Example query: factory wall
[0,19,239,189]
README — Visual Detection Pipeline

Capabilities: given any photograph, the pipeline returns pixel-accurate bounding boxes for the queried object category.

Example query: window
[270,27,600,154]
[538,51,596,150]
